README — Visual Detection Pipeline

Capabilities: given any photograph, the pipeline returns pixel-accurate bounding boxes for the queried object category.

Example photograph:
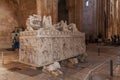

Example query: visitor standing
[13,34,20,52]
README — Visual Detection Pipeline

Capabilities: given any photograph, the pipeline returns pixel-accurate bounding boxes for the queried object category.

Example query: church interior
[0,0,120,80]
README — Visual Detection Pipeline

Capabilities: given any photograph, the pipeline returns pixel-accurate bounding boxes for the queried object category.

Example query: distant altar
[19,15,86,67]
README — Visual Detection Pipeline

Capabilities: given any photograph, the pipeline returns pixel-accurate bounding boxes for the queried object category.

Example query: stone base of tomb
[42,62,63,76]
[19,30,86,67]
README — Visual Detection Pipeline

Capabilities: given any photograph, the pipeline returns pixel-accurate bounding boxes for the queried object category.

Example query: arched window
[86,0,89,7]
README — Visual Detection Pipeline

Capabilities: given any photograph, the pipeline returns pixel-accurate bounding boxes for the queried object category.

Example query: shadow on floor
[2,62,42,77]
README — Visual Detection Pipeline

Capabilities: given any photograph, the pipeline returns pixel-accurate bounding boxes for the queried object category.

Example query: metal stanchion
[97,39,102,56]
[89,73,93,80]
[97,42,101,56]
[98,47,100,56]
[110,60,113,77]
[1,52,4,64]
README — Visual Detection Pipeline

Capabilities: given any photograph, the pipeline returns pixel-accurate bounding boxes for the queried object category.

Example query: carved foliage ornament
[26,15,79,33]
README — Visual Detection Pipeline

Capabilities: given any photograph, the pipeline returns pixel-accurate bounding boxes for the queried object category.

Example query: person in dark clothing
[13,34,20,51]
[97,33,103,43]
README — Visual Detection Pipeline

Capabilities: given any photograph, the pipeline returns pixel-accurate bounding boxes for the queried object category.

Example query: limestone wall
[0,0,18,48]
[17,0,37,27]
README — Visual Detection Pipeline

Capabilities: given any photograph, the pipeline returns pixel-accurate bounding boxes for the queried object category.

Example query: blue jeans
[14,42,20,49]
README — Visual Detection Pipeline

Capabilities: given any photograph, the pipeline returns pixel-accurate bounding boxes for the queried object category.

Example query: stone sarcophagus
[19,15,86,67]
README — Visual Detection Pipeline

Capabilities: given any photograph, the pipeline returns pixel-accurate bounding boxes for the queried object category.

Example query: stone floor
[0,44,120,80]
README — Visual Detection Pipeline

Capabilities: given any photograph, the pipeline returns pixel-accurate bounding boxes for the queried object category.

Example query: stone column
[107,0,119,38]
[68,0,83,31]
[96,0,99,35]
[68,0,75,24]
[98,0,101,34]
[117,0,120,35]
[36,0,44,16]
[36,0,58,24]
[75,0,83,31]
[113,0,117,35]
[101,0,106,39]
[52,0,58,24]
[96,0,107,39]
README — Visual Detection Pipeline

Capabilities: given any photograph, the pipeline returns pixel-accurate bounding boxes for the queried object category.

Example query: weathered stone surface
[0,0,18,48]
[19,15,86,67]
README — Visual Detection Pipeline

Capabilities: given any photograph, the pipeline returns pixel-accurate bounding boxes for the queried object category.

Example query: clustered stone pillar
[118,0,120,35]
[108,0,119,39]
[36,0,83,31]
[95,0,119,39]
[96,0,106,39]
[36,0,58,24]
[67,0,83,31]
[75,0,83,31]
